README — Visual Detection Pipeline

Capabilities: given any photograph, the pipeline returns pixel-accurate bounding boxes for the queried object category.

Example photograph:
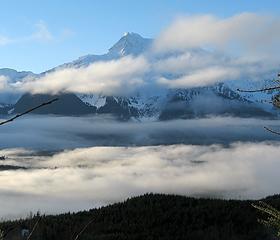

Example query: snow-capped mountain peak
[1,33,278,120]
[108,32,152,56]
[0,68,35,83]
[48,32,152,71]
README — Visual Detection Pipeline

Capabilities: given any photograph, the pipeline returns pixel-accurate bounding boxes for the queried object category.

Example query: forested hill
[1,193,280,240]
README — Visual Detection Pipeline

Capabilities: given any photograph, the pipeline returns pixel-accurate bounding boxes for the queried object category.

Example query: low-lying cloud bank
[0,142,279,219]
[0,115,279,149]
[1,13,279,96]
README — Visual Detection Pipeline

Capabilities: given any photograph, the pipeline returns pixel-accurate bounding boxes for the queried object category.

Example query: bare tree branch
[264,126,280,136]
[26,217,41,240]
[237,86,280,93]
[73,218,95,240]
[0,98,59,126]
[2,227,16,239]
[237,72,280,136]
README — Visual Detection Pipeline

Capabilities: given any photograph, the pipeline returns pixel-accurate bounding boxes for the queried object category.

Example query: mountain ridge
[0,33,278,120]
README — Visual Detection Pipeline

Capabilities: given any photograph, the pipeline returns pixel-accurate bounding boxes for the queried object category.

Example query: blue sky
[0,0,279,73]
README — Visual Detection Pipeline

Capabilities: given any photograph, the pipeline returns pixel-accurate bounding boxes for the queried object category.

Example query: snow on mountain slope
[108,32,152,57]
[0,68,36,106]
[128,93,168,119]
[52,33,279,119]
[224,75,279,112]
[77,94,107,109]
[48,32,152,71]
[0,68,35,83]
[1,33,279,119]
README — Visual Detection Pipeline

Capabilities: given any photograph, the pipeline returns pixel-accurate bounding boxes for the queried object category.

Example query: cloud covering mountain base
[0,116,279,219]
[0,141,279,219]
[0,115,279,149]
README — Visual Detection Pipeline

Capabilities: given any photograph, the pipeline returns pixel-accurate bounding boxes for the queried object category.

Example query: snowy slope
[47,32,152,71]
[49,33,280,119]
[0,68,36,106]
[1,33,279,119]
[77,94,107,109]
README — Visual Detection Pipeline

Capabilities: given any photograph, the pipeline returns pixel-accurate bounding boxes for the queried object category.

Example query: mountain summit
[51,32,152,69]
[108,32,152,56]
[0,33,278,120]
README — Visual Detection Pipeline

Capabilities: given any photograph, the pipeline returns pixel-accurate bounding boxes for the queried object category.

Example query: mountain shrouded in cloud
[0,10,279,221]
[21,55,149,96]
[0,14,279,119]
[1,13,279,96]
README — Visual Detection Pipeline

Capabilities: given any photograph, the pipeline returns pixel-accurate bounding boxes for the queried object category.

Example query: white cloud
[0,141,279,218]
[0,20,70,47]
[30,20,54,42]
[0,76,9,90]
[20,55,150,95]
[152,50,278,88]
[157,66,240,88]
[152,51,221,74]
[153,13,280,61]
[150,12,280,89]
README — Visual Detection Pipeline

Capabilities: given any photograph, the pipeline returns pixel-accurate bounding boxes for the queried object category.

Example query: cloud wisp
[157,66,240,88]
[0,142,279,219]
[29,20,54,42]
[0,20,71,47]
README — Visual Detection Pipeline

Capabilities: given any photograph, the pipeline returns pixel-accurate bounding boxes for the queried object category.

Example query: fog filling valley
[0,115,278,219]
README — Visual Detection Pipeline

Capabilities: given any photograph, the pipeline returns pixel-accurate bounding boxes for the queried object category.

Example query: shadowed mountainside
[14,93,96,115]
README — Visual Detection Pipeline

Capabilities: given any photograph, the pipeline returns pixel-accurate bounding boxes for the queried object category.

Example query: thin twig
[2,227,15,238]
[237,86,280,93]
[0,98,59,126]
[264,126,280,136]
[27,217,41,240]
[73,218,95,240]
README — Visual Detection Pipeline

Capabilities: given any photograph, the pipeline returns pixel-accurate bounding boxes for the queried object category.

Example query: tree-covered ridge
[1,193,280,240]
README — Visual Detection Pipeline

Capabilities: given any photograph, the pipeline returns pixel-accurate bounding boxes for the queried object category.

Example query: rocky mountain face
[0,33,279,120]
[14,93,95,115]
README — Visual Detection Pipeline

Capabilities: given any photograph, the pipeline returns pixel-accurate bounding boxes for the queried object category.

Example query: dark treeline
[1,193,280,240]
